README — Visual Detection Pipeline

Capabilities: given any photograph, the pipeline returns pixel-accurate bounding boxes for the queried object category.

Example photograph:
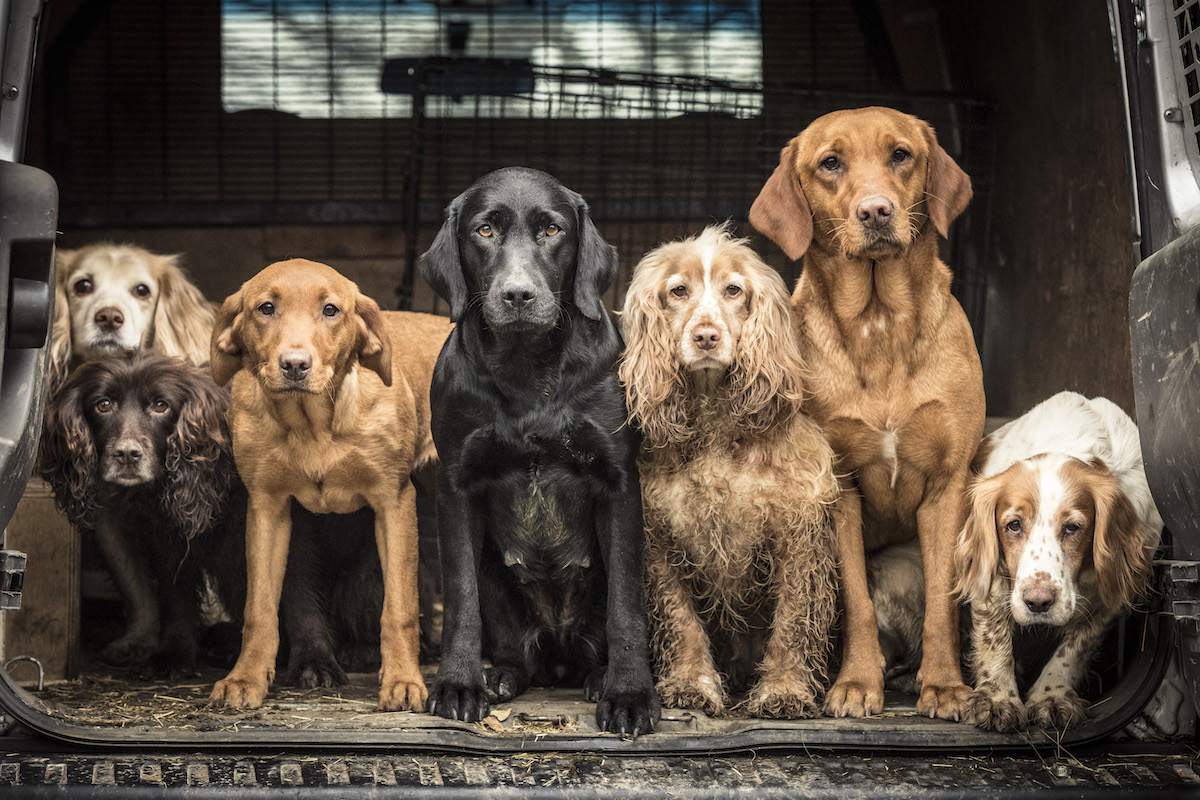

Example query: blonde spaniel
[620,224,842,718]
[50,244,215,393]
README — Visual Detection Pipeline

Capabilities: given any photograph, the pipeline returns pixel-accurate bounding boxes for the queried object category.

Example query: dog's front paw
[138,649,198,683]
[484,665,527,703]
[917,680,972,721]
[379,673,428,712]
[824,675,885,718]
[210,674,269,709]
[596,686,660,737]
[655,675,725,717]
[427,678,490,723]
[747,679,820,719]
[1026,689,1088,730]
[964,689,1026,733]
[102,635,156,666]
[282,651,348,690]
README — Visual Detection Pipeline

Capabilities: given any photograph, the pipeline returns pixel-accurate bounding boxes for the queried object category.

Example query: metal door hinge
[0,551,26,611]
[1157,559,1200,619]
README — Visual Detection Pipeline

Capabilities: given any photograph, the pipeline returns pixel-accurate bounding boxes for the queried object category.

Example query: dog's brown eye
[257,302,275,316]
[477,225,493,238]
[133,284,151,298]
[1062,522,1081,536]
[891,148,911,164]
[725,285,742,299]
[150,398,170,414]
[95,398,113,414]
[544,224,560,237]
[1005,520,1023,535]
[670,285,688,299]
[323,303,340,317]
[73,278,93,295]
[820,155,841,171]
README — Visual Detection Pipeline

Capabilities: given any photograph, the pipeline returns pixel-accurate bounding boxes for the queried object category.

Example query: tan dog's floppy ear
[727,247,806,433]
[617,249,690,446]
[750,140,813,261]
[1088,461,1154,611]
[922,122,973,238]
[48,247,78,395]
[355,293,393,387]
[953,472,1004,605]
[152,254,217,366]
[419,194,469,321]
[210,289,245,387]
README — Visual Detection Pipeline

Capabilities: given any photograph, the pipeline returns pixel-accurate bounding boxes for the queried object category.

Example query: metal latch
[0,551,26,611]
[1158,559,1200,620]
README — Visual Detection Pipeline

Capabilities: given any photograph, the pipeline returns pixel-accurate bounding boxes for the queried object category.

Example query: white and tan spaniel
[49,243,215,394]
[954,391,1162,732]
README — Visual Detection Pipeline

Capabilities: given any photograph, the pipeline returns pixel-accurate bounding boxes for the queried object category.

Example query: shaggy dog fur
[620,225,841,718]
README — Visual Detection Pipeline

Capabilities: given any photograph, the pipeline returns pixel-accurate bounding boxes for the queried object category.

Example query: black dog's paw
[591,667,661,736]
[584,666,606,702]
[136,650,197,683]
[427,678,491,723]
[484,665,527,703]
[596,686,661,737]
[283,651,348,690]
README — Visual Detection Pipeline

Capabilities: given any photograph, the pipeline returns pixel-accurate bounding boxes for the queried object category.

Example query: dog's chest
[642,452,782,584]
[493,463,595,579]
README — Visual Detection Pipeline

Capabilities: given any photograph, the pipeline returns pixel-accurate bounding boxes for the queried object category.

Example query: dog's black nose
[279,350,312,382]
[502,287,536,310]
[95,306,125,332]
[1022,586,1057,614]
[856,195,894,229]
[112,443,143,466]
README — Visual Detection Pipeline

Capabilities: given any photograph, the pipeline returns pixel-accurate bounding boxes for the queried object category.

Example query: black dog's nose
[95,306,125,332]
[1022,586,1057,615]
[856,195,894,229]
[279,350,312,382]
[502,287,536,310]
[112,442,143,466]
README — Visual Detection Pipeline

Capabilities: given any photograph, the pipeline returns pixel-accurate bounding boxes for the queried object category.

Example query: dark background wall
[28,0,1137,417]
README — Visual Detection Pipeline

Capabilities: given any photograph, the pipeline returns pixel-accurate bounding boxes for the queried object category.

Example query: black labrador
[419,166,659,735]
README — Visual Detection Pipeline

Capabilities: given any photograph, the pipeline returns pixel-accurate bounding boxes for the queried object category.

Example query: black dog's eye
[133,283,151,298]
[1062,522,1081,536]
[477,224,493,238]
[725,285,742,299]
[670,285,688,299]
[95,397,114,414]
[544,224,561,237]
[73,278,93,295]
[149,398,170,414]
[1005,519,1023,535]
[820,155,841,172]
[323,303,340,318]
[257,302,275,316]
[891,148,911,164]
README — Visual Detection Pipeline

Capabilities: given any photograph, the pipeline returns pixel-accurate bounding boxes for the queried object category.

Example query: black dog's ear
[419,195,469,321]
[573,197,618,321]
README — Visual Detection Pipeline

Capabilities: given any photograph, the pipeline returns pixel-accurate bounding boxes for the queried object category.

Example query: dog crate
[1,0,1184,759]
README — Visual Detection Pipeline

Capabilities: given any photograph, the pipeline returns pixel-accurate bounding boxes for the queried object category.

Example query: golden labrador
[751,106,984,721]
[208,258,452,711]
